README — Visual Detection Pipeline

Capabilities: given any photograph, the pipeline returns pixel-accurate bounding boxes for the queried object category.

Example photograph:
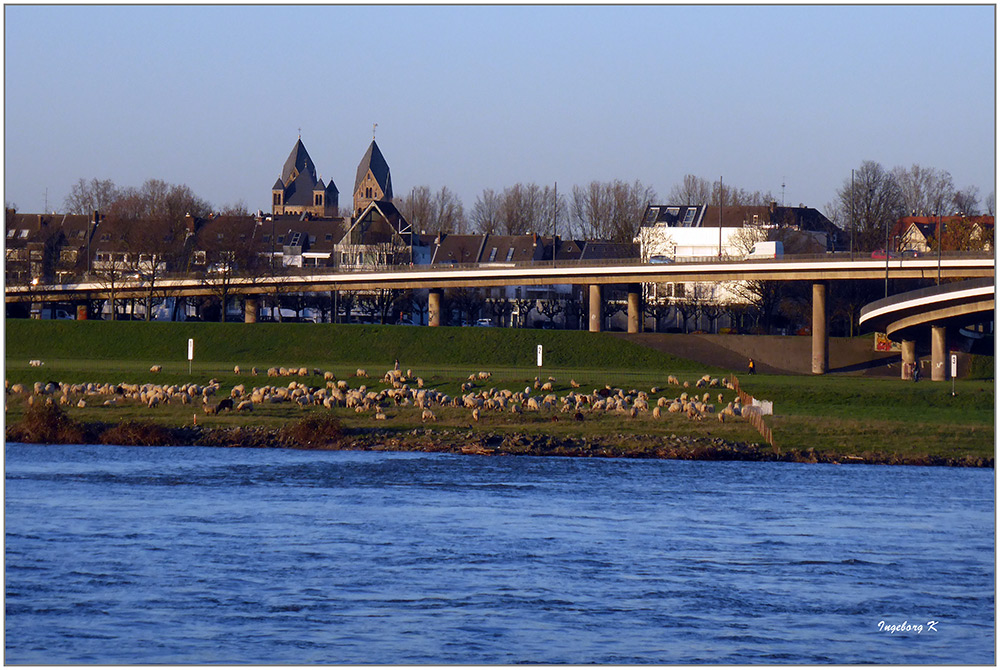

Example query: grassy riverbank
[4,320,994,465]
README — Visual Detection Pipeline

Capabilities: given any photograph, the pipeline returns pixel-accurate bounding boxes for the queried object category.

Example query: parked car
[648,255,674,264]
[475,318,493,327]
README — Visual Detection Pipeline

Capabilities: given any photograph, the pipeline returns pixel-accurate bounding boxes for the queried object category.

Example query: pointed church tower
[353,140,393,217]
[271,137,338,216]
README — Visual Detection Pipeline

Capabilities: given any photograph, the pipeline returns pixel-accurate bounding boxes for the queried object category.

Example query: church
[270,135,397,221]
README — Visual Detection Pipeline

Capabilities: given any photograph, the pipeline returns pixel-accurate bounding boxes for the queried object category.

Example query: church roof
[281,138,317,186]
[354,140,392,199]
[283,168,320,207]
[272,178,284,190]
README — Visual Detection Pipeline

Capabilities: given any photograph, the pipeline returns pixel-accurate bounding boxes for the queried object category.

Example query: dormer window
[682,208,697,225]
[505,248,515,262]
[19,229,29,238]
[7,229,15,238]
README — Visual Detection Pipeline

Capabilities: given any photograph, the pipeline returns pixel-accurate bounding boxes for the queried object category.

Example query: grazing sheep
[375,412,387,421]
[267,367,279,377]
[570,379,581,388]
[10,384,24,395]
[541,382,553,392]
[150,365,162,373]
[28,360,43,367]
[421,409,437,422]
[652,406,661,419]
[667,375,679,386]
[233,365,241,375]
[215,398,234,413]
[298,367,309,377]
[77,399,87,408]
[236,400,254,412]
[472,408,480,422]
[356,369,368,378]
[324,371,335,381]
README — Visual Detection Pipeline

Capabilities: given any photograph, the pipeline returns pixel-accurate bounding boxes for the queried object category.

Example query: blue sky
[4,4,995,216]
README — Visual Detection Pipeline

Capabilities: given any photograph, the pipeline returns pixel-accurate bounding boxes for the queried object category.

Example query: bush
[6,403,87,444]
[967,355,995,380]
[279,415,344,449]
[99,421,174,446]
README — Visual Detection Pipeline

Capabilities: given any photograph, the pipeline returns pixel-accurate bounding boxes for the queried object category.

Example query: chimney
[769,201,777,215]
[185,213,196,233]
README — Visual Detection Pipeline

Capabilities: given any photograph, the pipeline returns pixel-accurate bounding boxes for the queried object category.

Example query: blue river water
[5,443,994,664]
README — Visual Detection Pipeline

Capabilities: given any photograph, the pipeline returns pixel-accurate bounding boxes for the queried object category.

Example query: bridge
[7,252,994,376]
[859,277,995,381]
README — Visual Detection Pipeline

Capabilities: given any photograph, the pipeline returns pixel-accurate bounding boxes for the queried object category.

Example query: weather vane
[373,122,378,140]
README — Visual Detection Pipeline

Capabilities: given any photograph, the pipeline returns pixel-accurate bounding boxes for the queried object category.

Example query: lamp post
[936,213,943,285]
[884,213,890,298]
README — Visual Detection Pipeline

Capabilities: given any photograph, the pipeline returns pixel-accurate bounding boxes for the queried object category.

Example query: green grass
[4,319,714,373]
[4,319,994,462]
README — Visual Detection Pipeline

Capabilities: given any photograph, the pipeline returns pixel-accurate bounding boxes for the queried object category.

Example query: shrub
[967,355,994,380]
[99,421,174,446]
[6,403,87,444]
[279,415,345,449]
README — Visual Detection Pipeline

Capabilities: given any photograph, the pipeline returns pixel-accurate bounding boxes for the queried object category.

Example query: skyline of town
[5,5,994,217]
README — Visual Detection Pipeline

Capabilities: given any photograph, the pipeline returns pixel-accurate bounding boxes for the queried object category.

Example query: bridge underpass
[8,255,994,376]
[859,278,995,381]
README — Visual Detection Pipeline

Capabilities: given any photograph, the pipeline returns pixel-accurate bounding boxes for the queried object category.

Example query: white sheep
[421,409,436,422]
[150,365,162,373]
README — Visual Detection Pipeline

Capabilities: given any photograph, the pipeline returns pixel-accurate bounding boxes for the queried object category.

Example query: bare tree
[985,191,995,216]
[398,186,466,234]
[570,179,656,243]
[537,297,564,327]
[833,160,905,252]
[470,188,502,234]
[952,186,981,215]
[892,164,955,216]
[667,175,713,205]
[64,178,120,214]
[496,183,565,236]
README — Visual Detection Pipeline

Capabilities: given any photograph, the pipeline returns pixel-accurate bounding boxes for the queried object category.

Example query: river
[5,443,994,664]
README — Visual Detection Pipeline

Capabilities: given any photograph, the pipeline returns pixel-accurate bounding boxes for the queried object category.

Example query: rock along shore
[165,424,994,468]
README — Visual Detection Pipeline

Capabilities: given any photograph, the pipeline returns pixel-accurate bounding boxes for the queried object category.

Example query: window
[262,234,271,243]
[505,248,515,262]
[682,208,696,225]
[325,233,333,241]
[19,229,29,238]
[277,235,284,244]
[315,194,323,206]
[488,247,498,262]
[193,251,206,265]
[29,249,43,260]
[666,207,680,217]
[366,187,372,198]
[645,207,659,223]
[309,235,316,244]
[273,193,281,206]
[6,229,15,238]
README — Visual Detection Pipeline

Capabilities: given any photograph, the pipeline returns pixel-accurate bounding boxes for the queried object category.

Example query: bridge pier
[588,285,602,332]
[245,296,258,323]
[428,288,443,327]
[900,339,916,380]
[811,282,828,374]
[627,284,642,334]
[931,325,947,381]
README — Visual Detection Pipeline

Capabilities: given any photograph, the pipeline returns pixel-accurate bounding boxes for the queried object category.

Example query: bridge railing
[859,276,996,321]
[6,250,995,291]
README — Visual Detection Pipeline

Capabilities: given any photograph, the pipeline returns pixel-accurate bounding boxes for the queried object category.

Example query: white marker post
[950,353,957,396]
[188,338,194,375]
[537,344,543,368]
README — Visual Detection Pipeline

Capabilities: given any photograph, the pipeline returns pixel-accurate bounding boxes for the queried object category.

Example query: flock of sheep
[9,361,752,426]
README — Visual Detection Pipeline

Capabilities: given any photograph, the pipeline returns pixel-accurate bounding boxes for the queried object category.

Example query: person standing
[748,358,756,375]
